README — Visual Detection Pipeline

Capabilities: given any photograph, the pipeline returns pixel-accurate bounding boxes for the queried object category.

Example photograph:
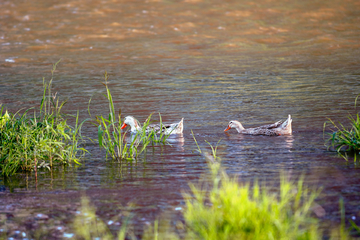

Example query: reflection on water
[1,0,360,237]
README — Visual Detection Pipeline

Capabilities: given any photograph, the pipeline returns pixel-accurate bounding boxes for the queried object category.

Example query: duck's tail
[177,118,184,133]
[280,114,292,129]
[165,118,184,135]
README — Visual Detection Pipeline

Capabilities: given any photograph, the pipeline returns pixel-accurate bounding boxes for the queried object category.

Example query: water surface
[1,0,360,238]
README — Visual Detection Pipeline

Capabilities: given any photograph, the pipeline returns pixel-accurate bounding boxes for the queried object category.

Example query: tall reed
[95,72,170,161]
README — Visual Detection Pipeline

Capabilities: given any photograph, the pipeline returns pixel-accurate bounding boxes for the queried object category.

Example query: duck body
[121,116,184,135]
[224,115,292,136]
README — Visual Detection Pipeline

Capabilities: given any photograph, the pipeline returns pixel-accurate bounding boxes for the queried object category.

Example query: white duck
[121,116,184,135]
[224,115,292,136]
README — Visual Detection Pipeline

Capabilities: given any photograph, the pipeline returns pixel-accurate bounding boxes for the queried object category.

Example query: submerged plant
[0,61,88,176]
[74,197,132,240]
[324,95,360,161]
[73,196,181,240]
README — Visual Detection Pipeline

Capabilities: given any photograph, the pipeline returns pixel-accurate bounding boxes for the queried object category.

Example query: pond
[1,0,360,238]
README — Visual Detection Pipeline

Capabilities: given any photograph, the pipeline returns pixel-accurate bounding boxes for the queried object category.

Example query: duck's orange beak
[224,125,231,132]
[121,123,128,129]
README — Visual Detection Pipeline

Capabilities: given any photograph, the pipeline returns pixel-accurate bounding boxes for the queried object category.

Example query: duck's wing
[242,127,281,136]
[239,116,292,136]
[255,120,283,130]
[146,118,184,134]
[146,123,164,133]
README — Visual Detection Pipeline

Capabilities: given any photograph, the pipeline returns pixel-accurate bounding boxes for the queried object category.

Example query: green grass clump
[0,61,87,176]
[183,161,321,240]
[324,115,360,153]
[94,72,171,161]
[324,96,360,161]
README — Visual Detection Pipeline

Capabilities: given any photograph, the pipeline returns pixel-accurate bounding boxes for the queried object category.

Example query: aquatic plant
[330,198,352,240]
[0,61,87,176]
[183,159,322,240]
[204,139,221,160]
[191,129,202,154]
[190,130,221,160]
[74,197,130,240]
[142,218,181,240]
[324,95,360,161]
[94,72,171,161]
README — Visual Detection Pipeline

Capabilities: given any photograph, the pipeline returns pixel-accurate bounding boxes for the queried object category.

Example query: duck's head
[121,116,141,131]
[224,120,244,132]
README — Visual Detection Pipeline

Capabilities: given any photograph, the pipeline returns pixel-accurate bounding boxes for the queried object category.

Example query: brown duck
[224,115,292,136]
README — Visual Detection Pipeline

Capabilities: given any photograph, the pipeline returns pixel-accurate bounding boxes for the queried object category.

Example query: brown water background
[1,0,360,238]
